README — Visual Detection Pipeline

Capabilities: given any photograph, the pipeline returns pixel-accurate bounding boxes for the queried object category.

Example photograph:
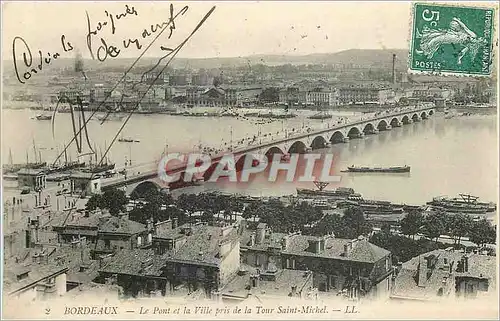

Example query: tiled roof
[4,261,68,295]
[161,224,239,266]
[241,229,389,263]
[49,246,100,284]
[6,245,100,286]
[47,212,146,235]
[349,240,390,263]
[99,249,166,277]
[221,268,313,299]
[98,216,146,235]
[392,249,497,300]
[100,223,240,276]
[50,212,103,229]
[240,230,287,251]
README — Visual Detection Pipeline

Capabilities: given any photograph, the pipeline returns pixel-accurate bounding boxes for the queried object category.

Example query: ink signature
[85,3,188,62]
[85,4,139,61]
[12,35,74,84]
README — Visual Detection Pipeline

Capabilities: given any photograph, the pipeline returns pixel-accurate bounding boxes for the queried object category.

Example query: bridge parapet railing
[229,106,434,154]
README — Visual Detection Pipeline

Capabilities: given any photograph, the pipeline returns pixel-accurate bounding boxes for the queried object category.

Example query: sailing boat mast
[99,145,103,165]
[128,144,132,166]
[64,145,68,165]
[94,143,98,165]
[8,148,13,165]
[32,138,38,163]
[104,141,110,164]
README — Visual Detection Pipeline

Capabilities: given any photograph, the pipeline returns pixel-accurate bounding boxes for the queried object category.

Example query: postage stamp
[409,2,495,76]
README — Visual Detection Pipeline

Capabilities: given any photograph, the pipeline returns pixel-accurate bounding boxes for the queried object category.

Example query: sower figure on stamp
[416,17,487,65]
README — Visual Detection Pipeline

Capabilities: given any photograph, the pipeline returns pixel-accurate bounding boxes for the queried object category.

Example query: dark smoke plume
[74,52,87,80]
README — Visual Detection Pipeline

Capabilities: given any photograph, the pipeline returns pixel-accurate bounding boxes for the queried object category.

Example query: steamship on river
[342,165,411,173]
[427,194,496,214]
[296,181,357,198]
[297,181,421,214]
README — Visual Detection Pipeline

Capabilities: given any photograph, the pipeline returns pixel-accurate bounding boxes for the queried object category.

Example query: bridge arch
[377,119,389,130]
[401,115,411,124]
[362,123,376,134]
[347,126,362,138]
[428,110,434,116]
[130,180,162,199]
[411,113,419,121]
[288,140,308,154]
[330,130,345,143]
[420,111,428,119]
[390,117,400,127]
[311,136,328,150]
[265,146,285,159]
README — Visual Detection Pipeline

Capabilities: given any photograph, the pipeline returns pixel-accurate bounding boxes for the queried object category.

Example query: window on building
[104,240,110,250]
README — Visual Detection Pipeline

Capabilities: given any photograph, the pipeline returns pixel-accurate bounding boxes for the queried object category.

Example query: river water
[2,109,498,216]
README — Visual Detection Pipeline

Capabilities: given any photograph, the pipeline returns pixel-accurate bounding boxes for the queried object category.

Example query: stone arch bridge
[101,107,435,197]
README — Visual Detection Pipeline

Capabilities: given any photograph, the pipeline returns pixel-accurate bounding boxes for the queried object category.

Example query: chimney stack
[343,241,353,256]
[250,274,259,288]
[417,256,427,287]
[392,53,397,85]
[249,233,256,246]
[281,235,289,250]
[146,218,154,232]
[256,223,267,244]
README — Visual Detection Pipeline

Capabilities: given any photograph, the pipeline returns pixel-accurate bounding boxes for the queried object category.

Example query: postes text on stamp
[409,3,495,76]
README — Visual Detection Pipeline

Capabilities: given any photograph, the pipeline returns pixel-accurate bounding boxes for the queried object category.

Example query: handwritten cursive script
[12,35,74,84]
[86,4,189,62]
[85,4,139,61]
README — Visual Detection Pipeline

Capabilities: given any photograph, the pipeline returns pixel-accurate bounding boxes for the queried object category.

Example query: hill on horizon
[3,48,409,73]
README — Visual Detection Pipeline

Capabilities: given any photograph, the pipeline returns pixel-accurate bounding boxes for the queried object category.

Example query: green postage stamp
[409,2,495,76]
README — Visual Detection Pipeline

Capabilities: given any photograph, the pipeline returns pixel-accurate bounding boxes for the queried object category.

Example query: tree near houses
[422,212,447,242]
[468,218,496,247]
[128,188,176,224]
[176,194,200,223]
[242,202,259,221]
[102,188,128,215]
[223,198,244,224]
[85,188,128,216]
[447,213,474,245]
[400,211,424,240]
[307,213,343,237]
[259,87,280,103]
[380,222,392,235]
[340,206,372,239]
[85,194,103,212]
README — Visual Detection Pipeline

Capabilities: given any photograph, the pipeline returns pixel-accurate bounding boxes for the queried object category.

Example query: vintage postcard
[1,1,498,320]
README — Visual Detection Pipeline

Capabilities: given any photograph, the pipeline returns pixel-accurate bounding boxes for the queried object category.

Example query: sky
[2,1,418,61]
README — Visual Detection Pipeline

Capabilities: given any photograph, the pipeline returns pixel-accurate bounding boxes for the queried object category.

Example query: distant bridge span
[101,106,435,196]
